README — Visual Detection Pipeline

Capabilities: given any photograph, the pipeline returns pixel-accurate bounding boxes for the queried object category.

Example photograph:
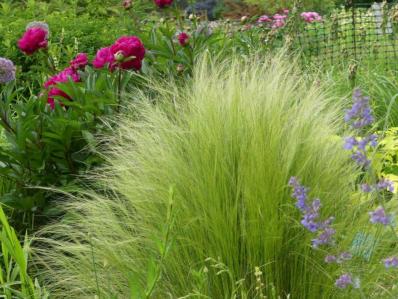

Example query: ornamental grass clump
[34,55,397,298]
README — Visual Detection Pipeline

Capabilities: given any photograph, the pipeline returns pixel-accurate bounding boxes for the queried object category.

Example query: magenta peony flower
[93,36,145,71]
[154,0,173,8]
[110,36,145,70]
[18,27,48,55]
[177,32,190,46]
[301,12,322,23]
[44,67,80,109]
[70,53,88,70]
[26,21,50,38]
[47,88,71,110]
[92,47,114,69]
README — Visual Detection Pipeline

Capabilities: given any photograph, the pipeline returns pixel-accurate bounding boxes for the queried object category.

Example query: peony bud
[114,51,125,63]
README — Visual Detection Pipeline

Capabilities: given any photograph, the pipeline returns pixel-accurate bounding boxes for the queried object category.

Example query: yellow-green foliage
[34,54,398,298]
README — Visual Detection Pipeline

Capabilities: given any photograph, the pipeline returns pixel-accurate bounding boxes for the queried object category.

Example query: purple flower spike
[325,255,337,263]
[312,227,336,248]
[345,89,374,129]
[301,199,322,232]
[376,179,394,193]
[288,177,309,212]
[289,177,336,249]
[369,207,390,226]
[335,273,353,289]
[338,252,353,263]
[368,134,378,147]
[351,150,370,167]
[344,136,357,150]
[384,256,398,268]
[361,184,373,193]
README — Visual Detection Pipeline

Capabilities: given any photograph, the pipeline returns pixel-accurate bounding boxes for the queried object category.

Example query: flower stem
[117,68,122,112]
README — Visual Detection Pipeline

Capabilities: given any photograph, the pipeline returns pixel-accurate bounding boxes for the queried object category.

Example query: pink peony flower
[70,53,88,70]
[154,0,173,8]
[177,32,190,46]
[301,12,322,23]
[258,15,272,23]
[109,36,146,70]
[271,14,287,29]
[93,36,145,71]
[18,27,48,55]
[44,67,80,109]
[92,47,114,69]
[273,14,287,21]
[47,88,71,109]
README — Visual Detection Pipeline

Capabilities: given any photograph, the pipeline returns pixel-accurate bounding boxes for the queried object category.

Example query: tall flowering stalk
[288,177,336,247]
[289,89,398,290]
[343,89,376,168]
[288,177,359,289]
[287,89,398,290]
[343,89,397,238]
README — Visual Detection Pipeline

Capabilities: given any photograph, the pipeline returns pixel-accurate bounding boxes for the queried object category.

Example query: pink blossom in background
[18,27,48,55]
[154,0,173,8]
[301,12,322,23]
[273,14,287,21]
[258,15,272,23]
[271,14,287,29]
[123,0,132,9]
[70,53,88,70]
[282,9,289,14]
[177,32,190,46]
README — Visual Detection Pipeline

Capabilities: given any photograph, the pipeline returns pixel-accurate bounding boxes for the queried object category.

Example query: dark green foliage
[0,69,122,229]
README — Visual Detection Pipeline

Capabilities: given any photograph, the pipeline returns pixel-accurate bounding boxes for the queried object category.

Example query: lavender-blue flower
[369,207,390,226]
[335,273,353,289]
[312,227,336,248]
[384,256,398,268]
[351,150,370,167]
[343,136,357,150]
[376,179,394,193]
[0,57,16,84]
[345,89,374,128]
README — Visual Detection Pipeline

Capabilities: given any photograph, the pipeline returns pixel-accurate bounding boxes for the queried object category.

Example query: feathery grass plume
[33,54,396,298]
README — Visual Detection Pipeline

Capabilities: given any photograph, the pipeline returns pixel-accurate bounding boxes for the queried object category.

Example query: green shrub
[0,68,124,229]
[33,54,398,298]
